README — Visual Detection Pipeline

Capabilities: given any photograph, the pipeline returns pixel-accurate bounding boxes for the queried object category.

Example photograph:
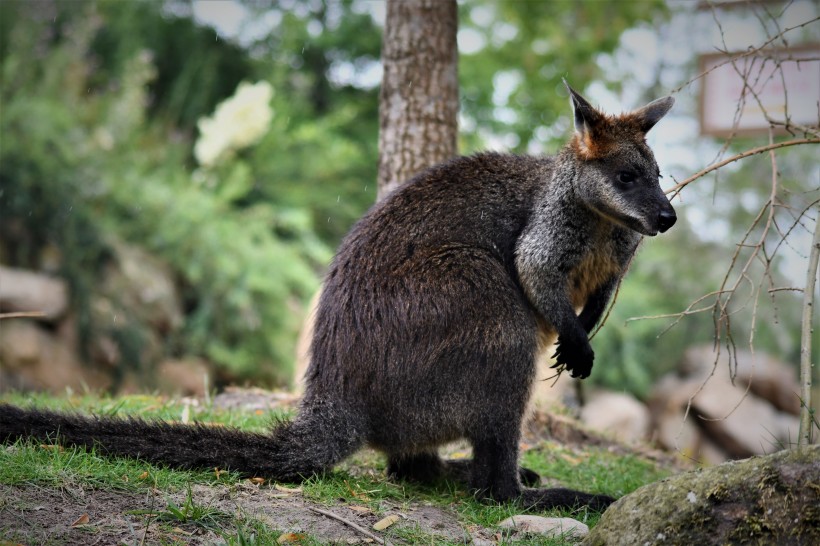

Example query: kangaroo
[0,83,675,512]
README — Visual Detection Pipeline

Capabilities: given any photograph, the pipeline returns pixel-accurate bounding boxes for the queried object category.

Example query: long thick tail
[0,403,360,481]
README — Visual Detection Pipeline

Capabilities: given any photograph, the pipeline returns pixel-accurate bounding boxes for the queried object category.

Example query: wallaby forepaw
[551,336,594,379]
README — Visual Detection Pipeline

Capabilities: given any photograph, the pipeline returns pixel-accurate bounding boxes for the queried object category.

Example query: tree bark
[377,0,459,200]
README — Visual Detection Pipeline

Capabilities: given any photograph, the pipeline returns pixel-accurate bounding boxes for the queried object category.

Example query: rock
[584,445,820,546]
[498,515,589,540]
[0,319,111,392]
[648,369,799,462]
[102,241,183,334]
[156,358,211,397]
[681,345,801,415]
[0,265,68,320]
[580,391,650,444]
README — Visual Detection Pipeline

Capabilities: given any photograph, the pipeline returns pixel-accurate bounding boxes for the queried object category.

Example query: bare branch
[799,210,820,446]
[667,139,820,196]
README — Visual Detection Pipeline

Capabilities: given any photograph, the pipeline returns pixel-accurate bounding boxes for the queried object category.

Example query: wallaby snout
[657,205,677,233]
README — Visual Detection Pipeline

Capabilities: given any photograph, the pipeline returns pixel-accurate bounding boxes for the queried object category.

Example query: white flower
[194,81,274,167]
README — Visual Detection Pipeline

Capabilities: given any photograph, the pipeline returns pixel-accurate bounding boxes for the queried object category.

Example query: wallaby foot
[387,453,540,488]
[443,458,541,487]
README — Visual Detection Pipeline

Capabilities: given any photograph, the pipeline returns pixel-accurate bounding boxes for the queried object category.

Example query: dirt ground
[0,481,481,545]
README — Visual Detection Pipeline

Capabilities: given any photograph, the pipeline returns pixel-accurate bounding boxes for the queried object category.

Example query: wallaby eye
[616,172,637,184]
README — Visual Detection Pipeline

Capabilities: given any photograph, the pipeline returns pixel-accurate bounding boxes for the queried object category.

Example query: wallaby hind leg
[469,423,613,512]
[442,459,541,487]
[387,452,540,487]
[387,451,445,483]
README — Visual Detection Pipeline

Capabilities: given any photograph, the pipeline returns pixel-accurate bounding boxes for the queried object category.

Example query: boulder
[584,445,820,546]
[156,357,211,397]
[0,320,111,392]
[101,241,183,334]
[580,390,650,444]
[681,345,801,415]
[649,346,801,463]
[0,265,68,320]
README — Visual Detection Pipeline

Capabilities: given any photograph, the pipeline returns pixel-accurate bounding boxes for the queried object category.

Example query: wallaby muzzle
[657,204,677,233]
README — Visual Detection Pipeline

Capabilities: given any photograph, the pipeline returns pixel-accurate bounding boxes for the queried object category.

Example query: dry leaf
[214,467,228,478]
[40,444,64,452]
[70,514,90,527]
[274,484,302,494]
[560,453,582,465]
[372,514,400,531]
[277,532,305,543]
[348,505,371,513]
[138,471,150,480]
[249,477,265,485]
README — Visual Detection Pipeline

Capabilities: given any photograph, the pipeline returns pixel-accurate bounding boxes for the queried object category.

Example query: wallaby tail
[0,403,361,481]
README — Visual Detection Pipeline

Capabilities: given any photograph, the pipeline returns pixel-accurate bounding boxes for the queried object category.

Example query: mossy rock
[585,445,820,546]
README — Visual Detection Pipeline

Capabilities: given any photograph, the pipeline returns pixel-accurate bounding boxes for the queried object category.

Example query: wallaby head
[563,81,676,236]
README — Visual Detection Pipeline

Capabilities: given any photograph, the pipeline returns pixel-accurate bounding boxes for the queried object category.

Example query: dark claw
[552,335,594,379]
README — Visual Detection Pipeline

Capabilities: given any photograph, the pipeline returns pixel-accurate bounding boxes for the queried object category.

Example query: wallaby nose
[657,209,677,233]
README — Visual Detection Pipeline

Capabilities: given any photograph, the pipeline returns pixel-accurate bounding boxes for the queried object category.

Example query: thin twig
[308,507,387,545]
[799,208,820,446]
[0,311,47,319]
[666,139,820,196]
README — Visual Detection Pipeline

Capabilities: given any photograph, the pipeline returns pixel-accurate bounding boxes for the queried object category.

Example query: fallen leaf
[348,505,371,513]
[560,453,582,465]
[138,471,150,480]
[277,532,305,543]
[70,514,90,527]
[249,477,265,485]
[372,514,400,531]
[274,484,302,494]
[40,444,64,452]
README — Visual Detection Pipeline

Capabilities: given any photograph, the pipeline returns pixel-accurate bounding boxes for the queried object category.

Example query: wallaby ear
[563,79,605,139]
[632,96,675,133]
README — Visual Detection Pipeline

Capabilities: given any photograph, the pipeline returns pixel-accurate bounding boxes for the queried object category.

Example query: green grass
[1,392,673,545]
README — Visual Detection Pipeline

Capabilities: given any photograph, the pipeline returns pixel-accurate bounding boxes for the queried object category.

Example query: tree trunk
[377,0,459,200]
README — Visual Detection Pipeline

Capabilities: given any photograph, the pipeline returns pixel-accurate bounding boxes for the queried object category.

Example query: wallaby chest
[566,228,621,309]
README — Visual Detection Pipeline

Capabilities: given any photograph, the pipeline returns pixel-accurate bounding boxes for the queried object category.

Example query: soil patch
[0,482,475,545]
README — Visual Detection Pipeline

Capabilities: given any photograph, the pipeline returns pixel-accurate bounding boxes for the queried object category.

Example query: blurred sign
[699,45,820,136]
